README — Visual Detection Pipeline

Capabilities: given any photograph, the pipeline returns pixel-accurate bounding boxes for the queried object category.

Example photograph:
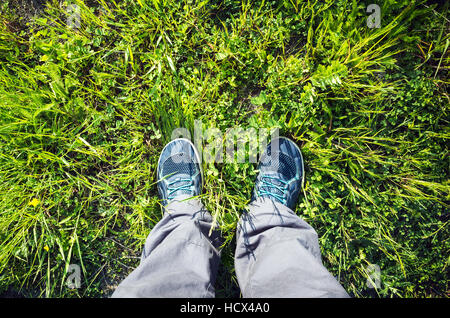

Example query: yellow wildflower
[29,198,40,207]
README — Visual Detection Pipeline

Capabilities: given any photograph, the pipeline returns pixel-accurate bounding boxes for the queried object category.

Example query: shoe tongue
[167,174,191,182]
[167,174,193,197]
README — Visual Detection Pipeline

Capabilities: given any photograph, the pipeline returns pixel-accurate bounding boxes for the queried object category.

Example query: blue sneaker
[252,137,305,210]
[157,138,203,206]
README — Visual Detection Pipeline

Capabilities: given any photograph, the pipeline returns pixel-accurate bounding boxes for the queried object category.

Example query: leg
[112,196,221,298]
[235,197,349,298]
[113,138,221,297]
[234,136,349,297]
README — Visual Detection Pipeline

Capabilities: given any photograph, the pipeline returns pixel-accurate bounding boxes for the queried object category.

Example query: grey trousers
[112,196,349,298]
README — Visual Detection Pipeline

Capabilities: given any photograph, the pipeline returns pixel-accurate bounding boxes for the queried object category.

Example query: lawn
[0,0,448,297]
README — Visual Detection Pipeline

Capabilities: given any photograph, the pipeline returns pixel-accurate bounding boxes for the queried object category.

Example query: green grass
[0,0,448,297]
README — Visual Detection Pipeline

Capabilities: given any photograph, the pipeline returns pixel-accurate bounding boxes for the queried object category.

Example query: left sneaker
[156,138,203,206]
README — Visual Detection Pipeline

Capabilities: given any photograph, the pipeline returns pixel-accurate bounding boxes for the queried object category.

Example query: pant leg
[112,196,222,298]
[234,197,349,298]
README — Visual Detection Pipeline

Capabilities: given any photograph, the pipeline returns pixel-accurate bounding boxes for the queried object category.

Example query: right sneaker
[251,137,305,210]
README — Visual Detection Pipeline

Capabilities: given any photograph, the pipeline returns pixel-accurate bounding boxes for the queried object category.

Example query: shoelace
[257,175,288,205]
[167,178,194,200]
